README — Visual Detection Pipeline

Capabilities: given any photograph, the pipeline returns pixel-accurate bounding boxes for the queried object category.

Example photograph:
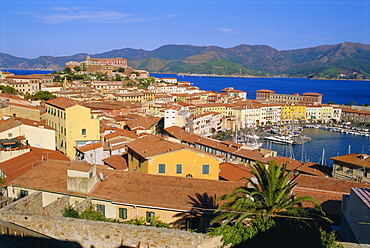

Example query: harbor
[259,126,370,167]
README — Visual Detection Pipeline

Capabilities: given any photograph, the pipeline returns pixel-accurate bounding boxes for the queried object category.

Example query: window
[202,164,210,174]
[19,190,28,198]
[176,164,182,174]
[119,208,127,219]
[146,211,155,222]
[158,164,166,174]
[96,204,105,216]
[82,129,86,135]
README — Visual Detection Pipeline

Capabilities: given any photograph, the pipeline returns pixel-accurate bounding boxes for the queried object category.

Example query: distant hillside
[1,42,370,79]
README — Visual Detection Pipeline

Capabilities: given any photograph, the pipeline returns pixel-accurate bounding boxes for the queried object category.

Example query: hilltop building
[66,56,128,73]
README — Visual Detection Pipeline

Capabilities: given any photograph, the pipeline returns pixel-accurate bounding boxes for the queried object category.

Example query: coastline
[160,72,370,81]
[3,69,369,81]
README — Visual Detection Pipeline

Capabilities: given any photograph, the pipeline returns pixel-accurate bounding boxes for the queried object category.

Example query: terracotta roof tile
[46,97,80,109]
[103,155,127,170]
[233,149,270,163]
[0,148,70,186]
[219,162,252,181]
[330,153,370,168]
[75,142,103,152]
[164,126,201,144]
[126,135,186,158]
[68,161,92,172]
[9,161,244,210]
[125,116,161,130]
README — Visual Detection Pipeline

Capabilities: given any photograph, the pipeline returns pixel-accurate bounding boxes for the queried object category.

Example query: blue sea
[152,73,370,105]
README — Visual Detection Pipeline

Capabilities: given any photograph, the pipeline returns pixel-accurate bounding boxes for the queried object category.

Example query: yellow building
[44,97,100,158]
[281,105,306,123]
[126,135,220,180]
[321,105,334,123]
[195,103,233,118]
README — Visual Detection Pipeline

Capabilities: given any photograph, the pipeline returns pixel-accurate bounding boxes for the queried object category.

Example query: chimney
[67,162,98,194]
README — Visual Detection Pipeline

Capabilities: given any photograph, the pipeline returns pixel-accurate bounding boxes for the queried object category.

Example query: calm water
[264,128,370,166]
[5,69,55,75]
[153,73,370,105]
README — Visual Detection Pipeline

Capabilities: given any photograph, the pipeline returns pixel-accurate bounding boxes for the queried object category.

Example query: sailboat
[242,126,264,149]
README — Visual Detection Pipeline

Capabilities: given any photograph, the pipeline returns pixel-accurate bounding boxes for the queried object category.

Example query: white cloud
[18,7,173,24]
[218,28,239,35]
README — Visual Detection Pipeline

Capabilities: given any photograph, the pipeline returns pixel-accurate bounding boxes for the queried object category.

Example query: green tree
[209,160,324,246]
[63,205,79,218]
[62,204,121,223]
[34,91,56,100]
[0,85,18,95]
[73,66,81,72]
[63,67,72,74]
[349,101,355,109]
[115,74,122,81]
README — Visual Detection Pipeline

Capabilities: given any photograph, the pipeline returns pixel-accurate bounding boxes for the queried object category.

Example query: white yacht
[264,135,295,144]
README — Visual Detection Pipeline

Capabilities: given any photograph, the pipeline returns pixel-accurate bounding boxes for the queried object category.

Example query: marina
[261,127,370,167]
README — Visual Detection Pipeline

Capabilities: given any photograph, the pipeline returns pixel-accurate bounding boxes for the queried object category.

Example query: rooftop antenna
[99,172,105,181]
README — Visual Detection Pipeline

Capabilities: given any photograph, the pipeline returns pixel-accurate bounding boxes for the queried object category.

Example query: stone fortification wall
[44,195,70,217]
[0,211,222,248]
[2,192,43,215]
[74,198,92,213]
[0,193,223,247]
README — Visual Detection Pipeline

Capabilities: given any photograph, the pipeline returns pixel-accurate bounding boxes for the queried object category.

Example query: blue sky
[1,0,369,58]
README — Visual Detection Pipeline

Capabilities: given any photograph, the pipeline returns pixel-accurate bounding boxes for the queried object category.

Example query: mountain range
[1,42,370,79]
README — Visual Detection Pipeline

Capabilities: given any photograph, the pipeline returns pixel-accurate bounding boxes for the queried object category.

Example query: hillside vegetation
[1,42,370,79]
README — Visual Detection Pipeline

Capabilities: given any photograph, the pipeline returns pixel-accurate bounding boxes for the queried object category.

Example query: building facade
[44,97,100,158]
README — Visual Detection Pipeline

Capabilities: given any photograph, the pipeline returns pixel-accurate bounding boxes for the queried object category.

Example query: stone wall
[0,211,222,248]
[2,192,43,215]
[44,196,70,217]
[0,193,223,247]
[0,196,12,208]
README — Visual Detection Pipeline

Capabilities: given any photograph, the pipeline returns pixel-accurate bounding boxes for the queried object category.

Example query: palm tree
[210,160,323,246]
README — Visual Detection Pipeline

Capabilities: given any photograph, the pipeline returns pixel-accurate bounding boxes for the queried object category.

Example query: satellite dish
[99,172,104,181]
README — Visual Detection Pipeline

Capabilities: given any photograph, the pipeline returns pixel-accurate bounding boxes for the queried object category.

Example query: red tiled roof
[9,161,244,211]
[219,162,252,181]
[125,116,161,130]
[46,97,80,109]
[233,149,271,163]
[0,147,70,186]
[330,153,370,168]
[126,135,186,158]
[164,126,201,144]
[75,142,103,152]
[103,155,127,170]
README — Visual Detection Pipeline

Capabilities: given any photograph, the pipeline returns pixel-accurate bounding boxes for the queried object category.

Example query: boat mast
[321,148,326,166]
